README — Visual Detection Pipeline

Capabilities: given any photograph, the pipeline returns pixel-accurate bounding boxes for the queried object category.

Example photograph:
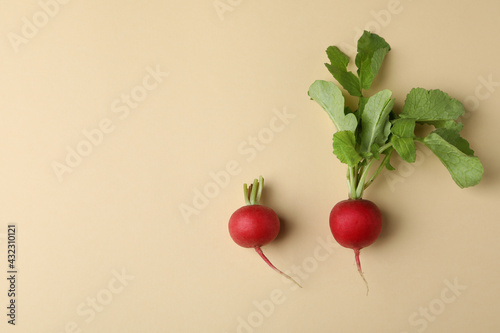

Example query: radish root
[255,246,302,288]
[354,249,369,295]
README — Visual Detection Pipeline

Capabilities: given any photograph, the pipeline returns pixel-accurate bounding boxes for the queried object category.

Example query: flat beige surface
[1,1,499,332]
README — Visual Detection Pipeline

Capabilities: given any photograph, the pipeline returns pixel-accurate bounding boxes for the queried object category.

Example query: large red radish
[330,199,382,293]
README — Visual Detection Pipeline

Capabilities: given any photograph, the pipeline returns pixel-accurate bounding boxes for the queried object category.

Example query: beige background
[1,0,499,332]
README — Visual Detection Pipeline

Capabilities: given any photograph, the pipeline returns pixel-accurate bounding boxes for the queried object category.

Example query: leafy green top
[308,31,484,199]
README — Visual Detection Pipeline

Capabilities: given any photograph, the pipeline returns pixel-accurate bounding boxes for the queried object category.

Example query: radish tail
[254,246,302,288]
[354,249,369,295]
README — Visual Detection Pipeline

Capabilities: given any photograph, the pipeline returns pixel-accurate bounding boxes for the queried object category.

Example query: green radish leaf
[308,80,358,133]
[360,89,395,154]
[380,147,395,170]
[325,46,362,97]
[385,158,395,171]
[382,121,392,146]
[401,88,465,121]
[355,31,391,90]
[391,118,416,138]
[422,132,483,188]
[392,137,416,163]
[423,119,464,132]
[370,143,381,159]
[357,96,369,120]
[431,128,475,156]
[391,118,417,163]
[333,131,362,166]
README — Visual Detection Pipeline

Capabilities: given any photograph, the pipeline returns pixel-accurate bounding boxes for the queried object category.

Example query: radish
[308,31,483,293]
[228,176,301,288]
[330,199,382,292]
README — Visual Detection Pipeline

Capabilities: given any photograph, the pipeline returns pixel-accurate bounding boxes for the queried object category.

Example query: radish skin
[228,176,302,288]
[329,199,382,293]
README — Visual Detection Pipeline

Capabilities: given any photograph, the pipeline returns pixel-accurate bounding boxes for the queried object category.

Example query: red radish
[329,199,382,293]
[229,205,279,248]
[308,31,484,294]
[228,176,301,288]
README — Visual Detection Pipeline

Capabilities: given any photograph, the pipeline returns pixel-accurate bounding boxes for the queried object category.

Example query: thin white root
[354,249,369,295]
[358,269,369,296]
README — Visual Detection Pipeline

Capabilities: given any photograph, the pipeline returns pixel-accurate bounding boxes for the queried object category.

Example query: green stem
[355,158,375,198]
[364,149,393,190]
[255,176,264,204]
[354,166,358,197]
[243,183,250,205]
[249,179,258,205]
[414,136,424,141]
[378,141,393,154]
[243,176,264,205]
[346,167,351,193]
[356,164,364,186]
[348,166,357,199]
[351,142,394,199]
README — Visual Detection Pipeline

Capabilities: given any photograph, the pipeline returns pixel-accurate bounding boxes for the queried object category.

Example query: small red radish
[228,176,301,288]
[330,199,382,293]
